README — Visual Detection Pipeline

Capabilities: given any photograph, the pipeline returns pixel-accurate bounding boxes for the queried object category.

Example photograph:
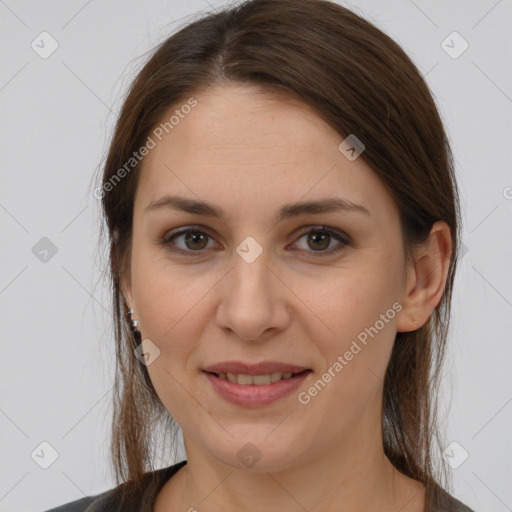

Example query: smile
[203,370,312,407]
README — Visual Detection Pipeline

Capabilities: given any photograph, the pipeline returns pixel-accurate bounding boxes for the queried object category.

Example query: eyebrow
[144,195,371,221]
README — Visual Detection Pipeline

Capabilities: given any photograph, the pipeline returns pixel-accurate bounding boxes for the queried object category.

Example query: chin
[203,433,306,473]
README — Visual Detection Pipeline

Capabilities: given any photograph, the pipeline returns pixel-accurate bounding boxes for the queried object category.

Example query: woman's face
[123,83,415,472]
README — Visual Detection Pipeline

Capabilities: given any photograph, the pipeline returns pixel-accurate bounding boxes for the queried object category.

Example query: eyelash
[160,225,351,258]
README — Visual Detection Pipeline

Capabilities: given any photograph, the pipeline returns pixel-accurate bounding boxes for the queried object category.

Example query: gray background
[1,0,511,510]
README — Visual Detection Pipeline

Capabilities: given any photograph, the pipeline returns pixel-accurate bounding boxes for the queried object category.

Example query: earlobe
[396,221,452,333]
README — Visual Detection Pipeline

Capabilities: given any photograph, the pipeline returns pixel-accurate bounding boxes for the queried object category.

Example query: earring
[126,308,140,332]
[412,320,419,325]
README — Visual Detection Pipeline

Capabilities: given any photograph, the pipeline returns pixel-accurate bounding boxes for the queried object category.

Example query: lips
[203,361,310,376]
[204,368,312,407]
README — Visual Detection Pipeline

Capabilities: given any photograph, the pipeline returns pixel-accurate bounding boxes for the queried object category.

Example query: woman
[45,0,475,510]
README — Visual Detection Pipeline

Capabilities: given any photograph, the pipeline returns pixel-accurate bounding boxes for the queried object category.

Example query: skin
[122,83,452,512]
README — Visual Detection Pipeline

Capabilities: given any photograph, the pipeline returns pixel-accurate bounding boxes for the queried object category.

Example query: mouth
[203,369,312,386]
[202,369,313,407]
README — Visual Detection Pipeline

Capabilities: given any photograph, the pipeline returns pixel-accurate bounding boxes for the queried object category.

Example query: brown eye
[293,227,350,255]
[306,231,331,251]
[162,228,214,255]
[181,231,209,250]
[161,225,350,257]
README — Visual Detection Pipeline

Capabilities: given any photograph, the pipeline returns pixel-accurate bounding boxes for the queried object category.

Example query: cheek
[131,246,189,323]
[135,277,195,350]
[131,256,215,368]
[133,266,203,420]
[302,262,397,338]
[305,261,399,389]
[303,276,397,429]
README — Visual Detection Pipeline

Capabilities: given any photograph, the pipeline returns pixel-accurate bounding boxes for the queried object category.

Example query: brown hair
[94,0,462,506]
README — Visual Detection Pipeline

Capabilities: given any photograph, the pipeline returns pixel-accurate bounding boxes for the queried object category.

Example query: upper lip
[203,361,310,376]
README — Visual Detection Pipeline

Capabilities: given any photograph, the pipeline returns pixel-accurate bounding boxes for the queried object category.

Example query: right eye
[160,227,217,256]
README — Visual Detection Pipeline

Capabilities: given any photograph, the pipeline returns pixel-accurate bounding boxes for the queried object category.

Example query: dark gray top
[43,460,187,512]
[43,459,475,511]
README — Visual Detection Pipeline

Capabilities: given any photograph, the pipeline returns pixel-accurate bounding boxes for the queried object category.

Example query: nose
[215,246,291,342]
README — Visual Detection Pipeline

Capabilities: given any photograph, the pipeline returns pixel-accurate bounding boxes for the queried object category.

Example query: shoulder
[43,460,188,512]
[42,485,129,512]
[42,491,111,512]
[428,482,476,512]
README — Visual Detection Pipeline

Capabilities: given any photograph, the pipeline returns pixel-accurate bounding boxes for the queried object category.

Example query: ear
[120,268,133,312]
[396,221,453,332]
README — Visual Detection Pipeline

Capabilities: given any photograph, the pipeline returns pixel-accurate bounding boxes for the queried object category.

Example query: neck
[156,401,425,512]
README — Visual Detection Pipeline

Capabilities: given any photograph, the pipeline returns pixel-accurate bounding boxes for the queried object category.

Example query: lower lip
[203,370,312,407]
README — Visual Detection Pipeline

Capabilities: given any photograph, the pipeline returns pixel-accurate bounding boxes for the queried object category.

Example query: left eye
[161,226,350,257]
[293,227,349,254]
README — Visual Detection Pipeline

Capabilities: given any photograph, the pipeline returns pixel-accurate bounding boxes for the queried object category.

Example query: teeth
[217,372,296,385]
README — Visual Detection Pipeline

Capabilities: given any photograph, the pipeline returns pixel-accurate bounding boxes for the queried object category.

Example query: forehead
[151,84,338,163]
[135,83,397,224]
